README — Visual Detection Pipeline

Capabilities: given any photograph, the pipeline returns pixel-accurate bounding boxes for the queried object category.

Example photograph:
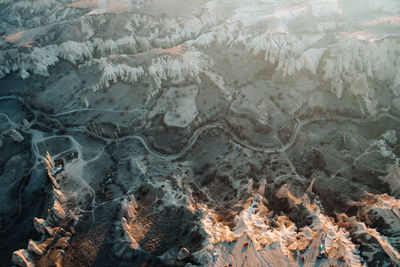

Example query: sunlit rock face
[1,0,400,266]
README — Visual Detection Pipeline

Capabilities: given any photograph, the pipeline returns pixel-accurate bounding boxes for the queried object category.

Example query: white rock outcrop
[12,249,34,267]
[121,196,140,249]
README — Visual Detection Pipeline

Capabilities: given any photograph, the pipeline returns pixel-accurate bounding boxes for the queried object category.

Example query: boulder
[53,200,66,220]
[33,218,47,234]
[22,119,32,130]
[28,240,44,255]
[53,187,66,203]
[177,247,190,260]
[10,129,24,143]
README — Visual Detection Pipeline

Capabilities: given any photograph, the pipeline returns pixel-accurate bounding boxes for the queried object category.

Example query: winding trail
[3,94,400,162]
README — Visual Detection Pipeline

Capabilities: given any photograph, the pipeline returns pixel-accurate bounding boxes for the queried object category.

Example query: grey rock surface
[0,0,400,266]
